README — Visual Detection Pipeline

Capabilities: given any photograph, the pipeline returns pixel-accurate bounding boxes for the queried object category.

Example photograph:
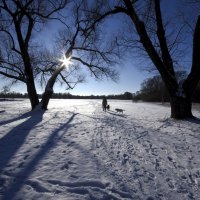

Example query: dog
[106,105,110,111]
[115,108,124,113]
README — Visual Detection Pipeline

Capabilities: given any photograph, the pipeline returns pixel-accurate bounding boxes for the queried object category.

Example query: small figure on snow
[102,96,107,112]
[106,104,110,111]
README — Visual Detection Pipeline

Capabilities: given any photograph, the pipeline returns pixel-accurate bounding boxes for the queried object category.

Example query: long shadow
[1,112,78,200]
[183,116,200,125]
[0,99,24,102]
[1,111,134,200]
[0,110,44,172]
[0,111,32,126]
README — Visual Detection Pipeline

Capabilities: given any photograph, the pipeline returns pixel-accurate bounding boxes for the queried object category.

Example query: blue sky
[57,62,149,96]
[1,2,151,96]
[0,0,191,96]
[6,61,148,96]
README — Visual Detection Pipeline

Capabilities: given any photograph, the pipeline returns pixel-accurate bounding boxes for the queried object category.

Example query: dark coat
[102,98,107,107]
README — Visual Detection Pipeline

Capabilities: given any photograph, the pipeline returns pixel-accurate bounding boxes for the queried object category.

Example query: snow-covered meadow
[0,99,200,200]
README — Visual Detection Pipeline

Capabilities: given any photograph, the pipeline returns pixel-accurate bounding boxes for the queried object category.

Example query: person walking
[102,96,107,112]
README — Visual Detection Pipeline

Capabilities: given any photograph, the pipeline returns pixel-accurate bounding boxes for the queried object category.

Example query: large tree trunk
[41,66,65,110]
[27,80,39,110]
[41,88,53,110]
[122,1,200,119]
[24,60,39,110]
[170,96,193,119]
[13,17,39,110]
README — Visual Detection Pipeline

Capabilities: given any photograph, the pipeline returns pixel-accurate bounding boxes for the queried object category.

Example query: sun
[59,55,72,68]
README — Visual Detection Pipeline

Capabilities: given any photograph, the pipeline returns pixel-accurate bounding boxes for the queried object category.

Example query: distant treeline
[132,73,200,103]
[0,91,133,100]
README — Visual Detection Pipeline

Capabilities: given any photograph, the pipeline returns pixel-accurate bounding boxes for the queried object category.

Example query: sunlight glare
[59,55,72,69]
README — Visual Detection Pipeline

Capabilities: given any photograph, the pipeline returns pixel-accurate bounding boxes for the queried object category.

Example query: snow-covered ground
[0,99,200,200]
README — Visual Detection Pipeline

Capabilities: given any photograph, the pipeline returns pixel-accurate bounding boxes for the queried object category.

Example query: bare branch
[183,15,200,95]
[59,72,84,90]
[0,29,21,55]
[0,70,26,83]
[154,0,174,75]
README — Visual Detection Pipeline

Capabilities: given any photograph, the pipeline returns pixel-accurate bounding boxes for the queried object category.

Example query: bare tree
[40,1,119,110]
[83,0,200,119]
[0,0,68,109]
[0,0,119,111]
[1,86,10,100]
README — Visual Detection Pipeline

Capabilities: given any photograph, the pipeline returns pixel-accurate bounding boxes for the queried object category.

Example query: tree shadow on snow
[0,110,44,172]
[1,111,133,199]
[184,116,200,125]
[0,99,24,102]
[0,111,32,126]
[1,112,78,200]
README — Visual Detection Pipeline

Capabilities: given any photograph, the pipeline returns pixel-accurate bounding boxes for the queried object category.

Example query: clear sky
[1,1,152,96]
[56,62,149,96]
[0,0,192,96]
[7,60,149,96]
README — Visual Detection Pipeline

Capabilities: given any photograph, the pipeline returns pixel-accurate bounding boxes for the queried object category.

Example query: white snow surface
[0,99,200,200]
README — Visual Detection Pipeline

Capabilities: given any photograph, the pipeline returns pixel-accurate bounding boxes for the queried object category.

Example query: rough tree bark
[14,17,39,110]
[121,0,200,118]
[25,63,39,110]
[0,0,67,110]
[170,96,193,119]
[41,65,65,110]
[40,0,200,117]
[169,15,200,119]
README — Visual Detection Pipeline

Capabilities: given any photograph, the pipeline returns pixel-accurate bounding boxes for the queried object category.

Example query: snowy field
[0,99,200,200]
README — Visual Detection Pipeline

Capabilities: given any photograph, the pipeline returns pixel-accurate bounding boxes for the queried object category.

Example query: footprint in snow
[122,154,129,164]
[166,178,175,189]
[67,141,75,146]
[167,156,177,168]
[167,156,173,162]
[146,197,155,200]
[155,158,160,171]
[26,179,50,193]
[23,154,29,160]
[17,162,24,168]
[60,163,69,170]
[60,161,77,171]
